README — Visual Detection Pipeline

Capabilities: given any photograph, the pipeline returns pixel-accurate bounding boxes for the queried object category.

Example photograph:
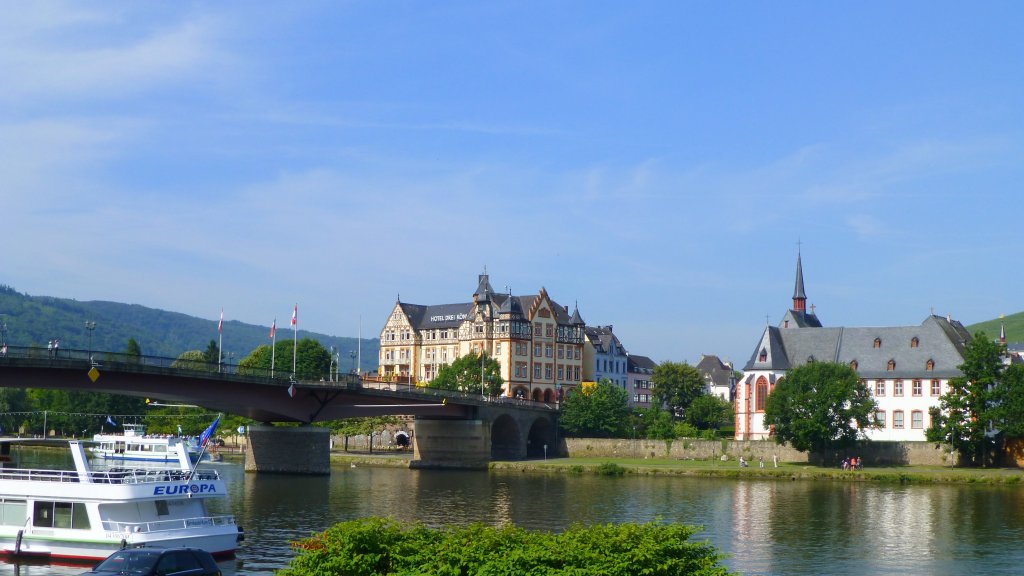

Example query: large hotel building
[378,273,586,402]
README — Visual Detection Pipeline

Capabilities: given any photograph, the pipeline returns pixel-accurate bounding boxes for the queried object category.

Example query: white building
[735,252,970,442]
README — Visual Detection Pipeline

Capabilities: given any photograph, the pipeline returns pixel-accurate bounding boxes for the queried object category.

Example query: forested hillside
[0,284,378,368]
[967,311,1024,344]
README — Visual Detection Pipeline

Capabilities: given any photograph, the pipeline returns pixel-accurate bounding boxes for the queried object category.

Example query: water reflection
[4,450,1024,576]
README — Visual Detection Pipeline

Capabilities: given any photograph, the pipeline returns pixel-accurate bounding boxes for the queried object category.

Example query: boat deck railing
[0,467,222,484]
[103,514,237,534]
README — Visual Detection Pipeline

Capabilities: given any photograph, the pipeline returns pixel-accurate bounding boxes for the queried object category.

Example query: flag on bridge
[218,308,224,333]
[269,319,276,339]
[287,383,297,398]
[291,304,297,327]
[105,416,117,428]
[200,415,221,447]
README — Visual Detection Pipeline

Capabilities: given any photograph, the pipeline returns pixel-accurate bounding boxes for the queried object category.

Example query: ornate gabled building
[735,252,971,442]
[378,272,585,402]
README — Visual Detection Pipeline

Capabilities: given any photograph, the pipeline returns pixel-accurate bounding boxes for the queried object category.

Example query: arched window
[910,337,919,348]
[873,338,882,349]
[755,376,769,412]
[850,359,859,371]
[887,359,895,371]
[926,359,935,371]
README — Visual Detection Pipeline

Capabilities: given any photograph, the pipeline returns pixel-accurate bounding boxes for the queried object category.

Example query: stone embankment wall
[564,438,954,466]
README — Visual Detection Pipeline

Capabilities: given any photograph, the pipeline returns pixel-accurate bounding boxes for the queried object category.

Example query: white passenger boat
[0,440,241,562]
[91,424,202,463]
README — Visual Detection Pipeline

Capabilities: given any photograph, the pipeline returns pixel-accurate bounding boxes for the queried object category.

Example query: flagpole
[291,304,298,379]
[271,318,277,378]
[218,308,223,373]
[357,315,361,376]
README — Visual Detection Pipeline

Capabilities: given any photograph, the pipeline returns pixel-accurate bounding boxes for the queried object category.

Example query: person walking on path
[47,340,53,359]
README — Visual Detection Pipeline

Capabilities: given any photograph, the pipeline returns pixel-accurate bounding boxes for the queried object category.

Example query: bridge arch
[490,414,522,460]
[526,416,556,458]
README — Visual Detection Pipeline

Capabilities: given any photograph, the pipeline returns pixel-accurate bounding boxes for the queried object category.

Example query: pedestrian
[842,458,849,471]
[54,338,60,358]
[773,454,778,468]
[0,343,6,357]
[47,340,53,359]
[759,456,765,468]
[739,456,748,468]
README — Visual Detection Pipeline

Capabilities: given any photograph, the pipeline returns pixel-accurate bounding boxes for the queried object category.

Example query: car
[80,547,223,576]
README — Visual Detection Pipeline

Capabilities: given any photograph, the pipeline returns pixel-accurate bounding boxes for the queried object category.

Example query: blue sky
[3,1,1023,367]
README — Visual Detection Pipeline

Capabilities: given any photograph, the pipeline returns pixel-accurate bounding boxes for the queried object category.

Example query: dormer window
[911,337,919,348]
[887,359,895,371]
[759,349,767,362]
[873,338,882,349]
[850,359,859,370]
[926,359,935,371]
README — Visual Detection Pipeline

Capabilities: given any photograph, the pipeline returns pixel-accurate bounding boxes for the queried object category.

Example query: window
[873,338,882,348]
[575,347,581,360]
[887,359,895,371]
[894,380,904,396]
[755,377,768,412]
[495,343,501,355]
[893,410,904,429]
[931,380,941,396]
[875,380,885,396]
[534,364,541,379]
[546,324,553,337]
[33,501,89,530]
[850,360,858,370]
[912,380,922,396]
[0,499,26,526]
[545,344,552,358]
[759,349,767,362]
[874,411,886,428]
[557,365,564,380]
[545,364,552,379]
[926,359,935,371]
[911,411,924,429]
[911,337,919,348]
[637,394,649,403]
[557,345,564,359]
[534,322,541,336]
[534,343,542,357]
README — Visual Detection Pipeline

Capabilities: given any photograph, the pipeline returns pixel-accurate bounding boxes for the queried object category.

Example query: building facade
[626,354,657,407]
[378,273,585,402]
[583,325,629,389]
[734,252,970,442]
[696,354,736,402]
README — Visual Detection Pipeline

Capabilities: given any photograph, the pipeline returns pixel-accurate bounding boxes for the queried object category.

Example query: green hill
[0,284,378,369]
[967,312,1024,343]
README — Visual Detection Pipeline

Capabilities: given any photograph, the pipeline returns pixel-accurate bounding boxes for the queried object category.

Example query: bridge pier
[411,418,490,470]
[244,424,331,475]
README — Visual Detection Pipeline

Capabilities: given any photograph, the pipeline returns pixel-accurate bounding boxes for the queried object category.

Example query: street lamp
[84,321,96,363]
[329,346,336,382]
[349,350,356,373]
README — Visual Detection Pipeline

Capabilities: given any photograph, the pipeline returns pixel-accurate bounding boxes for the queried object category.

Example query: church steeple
[792,249,807,313]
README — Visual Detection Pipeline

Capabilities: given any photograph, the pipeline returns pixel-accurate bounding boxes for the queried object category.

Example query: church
[734,253,972,442]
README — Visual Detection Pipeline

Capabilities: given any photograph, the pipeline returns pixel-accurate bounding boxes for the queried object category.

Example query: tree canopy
[684,394,733,431]
[236,338,332,381]
[427,351,503,396]
[651,361,705,418]
[560,379,631,437]
[763,362,876,454]
[927,333,1002,466]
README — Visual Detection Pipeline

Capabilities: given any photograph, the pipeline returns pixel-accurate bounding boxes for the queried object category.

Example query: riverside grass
[278,517,733,576]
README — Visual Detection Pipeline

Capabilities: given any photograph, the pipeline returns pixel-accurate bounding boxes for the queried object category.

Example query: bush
[595,462,626,476]
[280,517,734,576]
[674,422,699,438]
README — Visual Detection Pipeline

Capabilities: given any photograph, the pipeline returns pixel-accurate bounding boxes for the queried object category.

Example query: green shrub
[674,422,699,438]
[568,465,585,475]
[596,462,626,476]
[279,517,734,576]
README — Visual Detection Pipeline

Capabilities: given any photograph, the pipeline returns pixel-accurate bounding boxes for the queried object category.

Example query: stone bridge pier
[411,404,561,470]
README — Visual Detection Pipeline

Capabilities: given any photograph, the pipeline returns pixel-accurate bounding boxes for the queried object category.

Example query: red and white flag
[291,304,297,327]
[269,319,276,339]
[218,308,224,333]
[287,383,296,398]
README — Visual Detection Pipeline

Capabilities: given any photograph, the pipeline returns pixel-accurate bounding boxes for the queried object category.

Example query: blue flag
[105,416,117,428]
[199,415,221,446]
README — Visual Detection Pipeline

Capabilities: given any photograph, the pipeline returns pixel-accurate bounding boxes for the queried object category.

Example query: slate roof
[696,354,734,388]
[781,309,823,328]
[628,354,657,373]
[399,293,576,331]
[744,315,969,378]
[586,326,626,355]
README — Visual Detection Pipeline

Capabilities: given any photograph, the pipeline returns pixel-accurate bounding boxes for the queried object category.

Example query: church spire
[792,248,807,313]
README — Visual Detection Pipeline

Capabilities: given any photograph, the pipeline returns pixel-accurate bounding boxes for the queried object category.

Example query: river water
[5,450,1024,575]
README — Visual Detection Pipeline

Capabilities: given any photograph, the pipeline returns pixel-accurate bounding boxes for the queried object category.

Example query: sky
[3,1,1023,367]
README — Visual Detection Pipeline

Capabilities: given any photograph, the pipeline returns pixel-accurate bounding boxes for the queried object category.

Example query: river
[5,450,1024,575]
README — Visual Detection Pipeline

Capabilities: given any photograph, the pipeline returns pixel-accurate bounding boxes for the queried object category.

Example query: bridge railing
[0,344,354,383]
[358,376,560,411]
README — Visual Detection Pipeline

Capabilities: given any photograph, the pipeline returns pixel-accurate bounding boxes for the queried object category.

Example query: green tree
[203,340,220,364]
[631,407,676,440]
[927,332,1002,466]
[560,379,630,437]
[428,352,503,396]
[125,337,142,364]
[763,362,876,454]
[237,339,331,380]
[172,350,216,372]
[651,361,705,418]
[991,363,1024,438]
[685,394,734,431]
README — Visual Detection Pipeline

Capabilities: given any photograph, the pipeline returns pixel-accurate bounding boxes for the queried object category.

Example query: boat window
[155,500,169,516]
[33,501,53,528]
[32,501,90,530]
[0,499,26,526]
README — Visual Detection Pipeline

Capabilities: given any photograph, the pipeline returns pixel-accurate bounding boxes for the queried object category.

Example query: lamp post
[349,350,356,373]
[329,346,336,382]
[84,321,96,363]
